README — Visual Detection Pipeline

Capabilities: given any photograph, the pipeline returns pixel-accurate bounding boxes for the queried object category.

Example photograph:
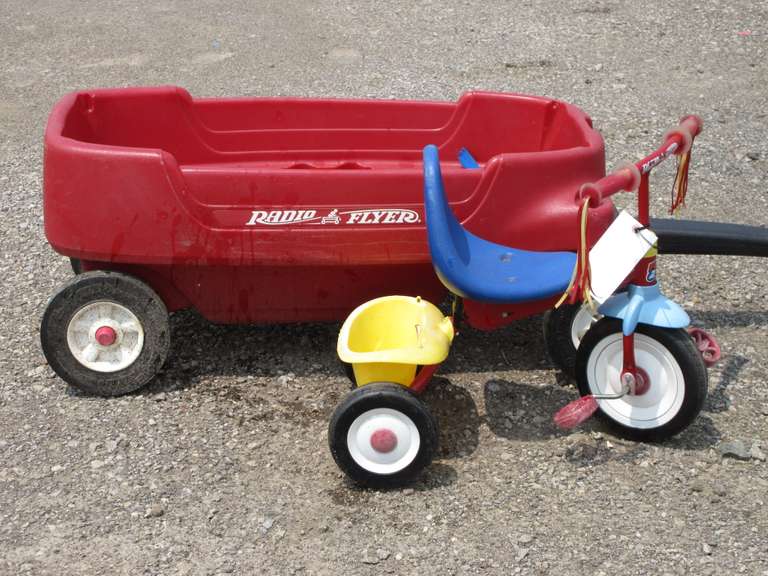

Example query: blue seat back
[422,145,577,303]
[422,145,470,296]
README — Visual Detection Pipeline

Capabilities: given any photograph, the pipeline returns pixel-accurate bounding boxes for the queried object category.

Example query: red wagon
[41,86,615,395]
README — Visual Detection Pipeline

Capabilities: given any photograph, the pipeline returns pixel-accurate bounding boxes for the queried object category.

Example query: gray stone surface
[1,1,767,574]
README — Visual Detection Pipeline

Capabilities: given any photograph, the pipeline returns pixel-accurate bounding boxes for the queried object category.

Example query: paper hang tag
[589,210,658,304]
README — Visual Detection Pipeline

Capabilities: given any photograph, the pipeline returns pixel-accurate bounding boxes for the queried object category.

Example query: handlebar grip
[578,164,639,204]
[577,115,703,206]
[664,114,703,155]
[679,114,703,138]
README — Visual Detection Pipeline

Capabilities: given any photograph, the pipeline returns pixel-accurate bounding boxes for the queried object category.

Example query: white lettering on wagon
[246,210,318,226]
[343,209,420,225]
[245,208,420,226]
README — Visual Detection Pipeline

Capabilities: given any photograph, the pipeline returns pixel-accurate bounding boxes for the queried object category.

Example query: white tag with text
[589,210,658,304]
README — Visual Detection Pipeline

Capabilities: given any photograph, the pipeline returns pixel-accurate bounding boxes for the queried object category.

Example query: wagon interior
[60,88,592,170]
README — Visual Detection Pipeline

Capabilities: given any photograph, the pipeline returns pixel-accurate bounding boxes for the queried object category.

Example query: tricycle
[328,115,729,487]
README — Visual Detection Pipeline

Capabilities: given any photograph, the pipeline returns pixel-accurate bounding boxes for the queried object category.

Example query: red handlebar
[578,169,635,205]
[578,115,703,205]
[678,114,703,139]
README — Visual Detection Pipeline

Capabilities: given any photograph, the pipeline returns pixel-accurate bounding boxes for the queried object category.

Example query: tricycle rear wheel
[329,382,437,488]
[41,271,170,396]
[543,303,599,378]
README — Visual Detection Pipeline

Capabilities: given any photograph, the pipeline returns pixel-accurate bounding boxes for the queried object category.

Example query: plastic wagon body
[44,86,613,324]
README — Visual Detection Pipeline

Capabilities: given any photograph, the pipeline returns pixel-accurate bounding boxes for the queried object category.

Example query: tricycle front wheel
[575,319,707,441]
[41,271,170,396]
[328,382,437,488]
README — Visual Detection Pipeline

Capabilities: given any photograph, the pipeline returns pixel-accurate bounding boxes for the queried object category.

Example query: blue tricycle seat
[422,145,576,303]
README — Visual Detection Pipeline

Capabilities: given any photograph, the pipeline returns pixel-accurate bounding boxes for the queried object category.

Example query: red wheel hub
[95,326,117,347]
[631,367,651,396]
[370,429,398,453]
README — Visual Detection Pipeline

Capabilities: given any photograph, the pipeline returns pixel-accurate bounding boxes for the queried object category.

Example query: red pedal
[553,395,599,430]
[688,327,721,367]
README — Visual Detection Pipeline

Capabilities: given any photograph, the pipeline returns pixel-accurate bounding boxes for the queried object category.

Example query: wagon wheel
[41,271,170,396]
[328,382,438,488]
[575,319,707,441]
[543,303,600,378]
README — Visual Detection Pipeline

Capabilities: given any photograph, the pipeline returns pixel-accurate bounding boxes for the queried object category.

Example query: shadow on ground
[63,309,554,397]
[64,306,732,460]
[705,354,749,413]
[423,377,481,460]
[326,460,460,500]
[483,377,578,441]
[691,309,768,329]
[482,377,723,458]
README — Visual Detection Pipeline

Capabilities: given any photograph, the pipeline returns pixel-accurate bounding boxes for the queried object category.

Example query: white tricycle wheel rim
[571,305,599,349]
[66,301,145,373]
[347,407,421,475]
[586,332,685,429]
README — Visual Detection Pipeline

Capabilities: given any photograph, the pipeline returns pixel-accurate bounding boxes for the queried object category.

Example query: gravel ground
[1,1,767,575]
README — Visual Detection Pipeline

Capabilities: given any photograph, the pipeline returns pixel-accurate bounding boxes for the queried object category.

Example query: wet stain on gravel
[563,439,649,467]
[573,4,614,15]
[503,59,554,70]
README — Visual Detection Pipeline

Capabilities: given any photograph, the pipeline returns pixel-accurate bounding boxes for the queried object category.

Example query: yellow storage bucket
[337,296,454,387]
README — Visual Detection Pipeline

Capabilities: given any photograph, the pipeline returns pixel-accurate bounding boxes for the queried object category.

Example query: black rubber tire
[575,318,708,442]
[41,271,170,396]
[70,258,83,275]
[328,382,438,488]
[543,303,584,378]
[544,302,615,379]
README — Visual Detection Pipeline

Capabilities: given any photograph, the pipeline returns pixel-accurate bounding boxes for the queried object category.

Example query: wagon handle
[577,115,703,205]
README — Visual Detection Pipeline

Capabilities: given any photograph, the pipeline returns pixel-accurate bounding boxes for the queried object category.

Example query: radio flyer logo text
[246,208,420,226]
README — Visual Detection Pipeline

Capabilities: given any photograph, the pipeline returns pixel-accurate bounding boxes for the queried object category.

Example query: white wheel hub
[66,301,144,373]
[571,305,599,349]
[586,332,684,429]
[347,408,421,475]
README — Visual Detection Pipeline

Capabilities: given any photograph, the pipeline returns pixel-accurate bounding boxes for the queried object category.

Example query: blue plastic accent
[458,147,479,169]
[598,283,690,335]
[422,145,576,303]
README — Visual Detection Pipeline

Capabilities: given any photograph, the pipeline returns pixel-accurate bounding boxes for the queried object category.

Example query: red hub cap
[95,326,117,347]
[632,367,651,396]
[370,429,398,453]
